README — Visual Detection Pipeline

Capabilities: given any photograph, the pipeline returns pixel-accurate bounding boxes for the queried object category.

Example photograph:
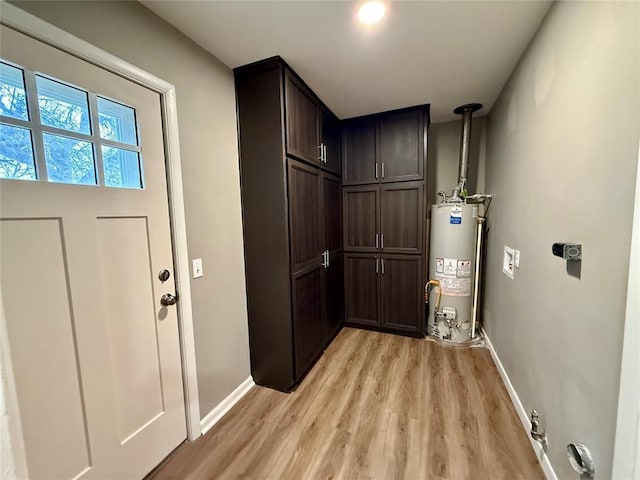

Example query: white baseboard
[199,376,255,436]
[482,329,558,480]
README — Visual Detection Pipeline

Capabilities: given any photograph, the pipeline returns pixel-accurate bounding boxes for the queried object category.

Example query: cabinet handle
[323,144,327,163]
[382,162,385,178]
[375,163,378,179]
[381,233,384,249]
[381,258,385,274]
[376,257,379,274]
[322,250,329,268]
[326,250,330,267]
[318,144,324,162]
[375,233,379,249]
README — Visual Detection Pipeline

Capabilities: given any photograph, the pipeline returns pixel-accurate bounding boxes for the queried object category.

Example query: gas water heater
[426,104,491,344]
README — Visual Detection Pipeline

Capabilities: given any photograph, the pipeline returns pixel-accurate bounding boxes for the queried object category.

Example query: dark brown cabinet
[345,253,423,334]
[292,265,324,378]
[324,252,344,342]
[321,107,341,175]
[381,181,424,254]
[288,160,322,272]
[342,106,428,186]
[341,106,428,337]
[345,254,379,326]
[322,172,344,343]
[343,185,379,252]
[380,255,422,332]
[235,57,343,392]
[343,181,424,255]
[285,71,320,166]
[342,119,377,185]
[378,109,425,183]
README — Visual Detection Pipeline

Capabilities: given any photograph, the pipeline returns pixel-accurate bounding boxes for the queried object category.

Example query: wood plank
[148,328,544,480]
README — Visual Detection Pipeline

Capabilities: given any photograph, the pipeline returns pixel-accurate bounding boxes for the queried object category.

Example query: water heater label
[457,259,472,278]
[439,277,471,296]
[435,257,444,274]
[443,258,458,276]
[450,207,462,224]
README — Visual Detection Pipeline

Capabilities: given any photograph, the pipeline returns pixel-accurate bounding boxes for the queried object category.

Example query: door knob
[160,293,178,306]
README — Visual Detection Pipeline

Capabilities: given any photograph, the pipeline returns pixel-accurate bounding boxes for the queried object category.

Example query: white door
[0,25,186,479]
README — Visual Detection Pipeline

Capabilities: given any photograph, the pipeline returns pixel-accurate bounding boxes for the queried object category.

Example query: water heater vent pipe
[451,103,482,200]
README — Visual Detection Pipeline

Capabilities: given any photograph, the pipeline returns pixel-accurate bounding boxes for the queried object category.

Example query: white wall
[484,1,639,478]
[9,0,251,420]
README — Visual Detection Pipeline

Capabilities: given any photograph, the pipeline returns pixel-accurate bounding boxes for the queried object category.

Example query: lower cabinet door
[292,265,325,379]
[345,253,379,326]
[380,255,423,334]
[324,251,344,343]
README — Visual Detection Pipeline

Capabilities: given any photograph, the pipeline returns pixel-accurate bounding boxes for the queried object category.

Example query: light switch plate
[192,258,203,278]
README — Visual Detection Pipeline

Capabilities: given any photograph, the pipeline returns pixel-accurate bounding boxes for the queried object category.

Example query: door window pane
[43,132,96,185]
[97,97,138,146]
[102,146,142,189]
[0,123,36,180]
[36,76,90,134]
[0,62,28,121]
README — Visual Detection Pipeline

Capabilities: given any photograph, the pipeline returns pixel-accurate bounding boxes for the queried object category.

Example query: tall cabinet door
[343,185,379,252]
[345,254,379,326]
[292,266,324,378]
[380,255,423,333]
[321,107,342,175]
[342,118,377,185]
[324,252,344,343]
[378,109,425,183]
[285,71,319,166]
[288,160,323,272]
[381,181,424,254]
[323,172,343,256]
[288,160,324,377]
[322,172,344,342]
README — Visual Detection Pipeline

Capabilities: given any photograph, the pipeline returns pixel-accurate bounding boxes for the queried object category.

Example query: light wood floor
[149,328,543,480]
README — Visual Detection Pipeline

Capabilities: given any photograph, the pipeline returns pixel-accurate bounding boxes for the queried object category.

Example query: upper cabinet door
[378,109,425,183]
[288,159,323,273]
[321,107,341,175]
[285,71,320,166]
[381,181,424,254]
[342,118,377,185]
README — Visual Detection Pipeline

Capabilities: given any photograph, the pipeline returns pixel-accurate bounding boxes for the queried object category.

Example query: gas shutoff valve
[441,307,457,320]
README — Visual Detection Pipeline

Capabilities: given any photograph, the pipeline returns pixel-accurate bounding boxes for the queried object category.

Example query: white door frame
[612,141,640,479]
[0,0,202,451]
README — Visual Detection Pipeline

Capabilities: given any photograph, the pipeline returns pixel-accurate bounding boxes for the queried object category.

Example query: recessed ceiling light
[357,1,386,25]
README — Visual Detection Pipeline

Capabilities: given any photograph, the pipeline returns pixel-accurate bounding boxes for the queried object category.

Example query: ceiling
[142,1,552,123]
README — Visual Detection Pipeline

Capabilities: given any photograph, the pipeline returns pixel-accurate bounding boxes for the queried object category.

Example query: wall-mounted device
[552,242,582,261]
[566,443,595,478]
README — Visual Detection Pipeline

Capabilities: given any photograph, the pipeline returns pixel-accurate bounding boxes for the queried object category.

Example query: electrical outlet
[192,258,203,278]
[503,246,515,279]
